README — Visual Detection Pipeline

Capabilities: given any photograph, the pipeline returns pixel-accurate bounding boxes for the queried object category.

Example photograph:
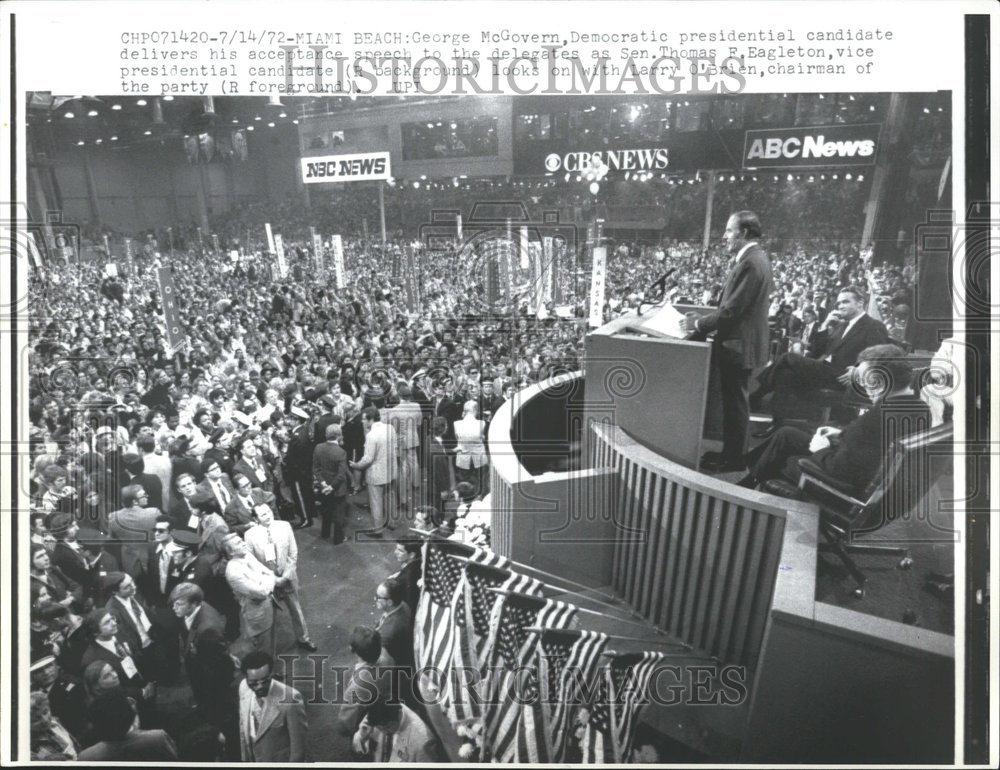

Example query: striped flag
[574,651,665,763]
[414,539,475,701]
[446,552,544,724]
[538,629,609,762]
[481,592,577,763]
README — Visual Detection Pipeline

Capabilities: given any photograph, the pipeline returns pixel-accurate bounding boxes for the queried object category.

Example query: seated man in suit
[739,344,930,494]
[237,651,307,762]
[751,286,890,434]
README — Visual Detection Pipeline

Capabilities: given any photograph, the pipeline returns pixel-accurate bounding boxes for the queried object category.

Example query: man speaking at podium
[682,211,773,472]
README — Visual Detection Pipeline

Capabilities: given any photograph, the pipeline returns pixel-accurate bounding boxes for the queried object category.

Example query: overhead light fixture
[111,104,122,110]
[110,135,118,141]
[162,95,174,101]
[279,112,287,118]
[254,115,261,121]
[143,129,152,135]
[95,138,103,144]
[268,122,275,127]
[87,109,98,117]
[64,111,75,119]
[136,99,147,106]
[247,125,254,131]
[76,140,85,146]
[292,119,298,124]
[232,118,238,123]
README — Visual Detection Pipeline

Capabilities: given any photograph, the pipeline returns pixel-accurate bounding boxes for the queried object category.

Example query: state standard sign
[301,151,392,183]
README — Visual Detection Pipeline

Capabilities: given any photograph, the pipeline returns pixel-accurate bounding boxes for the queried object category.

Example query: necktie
[265,528,277,570]
[159,548,170,593]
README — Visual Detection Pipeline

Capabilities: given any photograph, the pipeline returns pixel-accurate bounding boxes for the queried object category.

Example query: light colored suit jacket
[225,555,276,638]
[141,451,174,510]
[381,401,422,450]
[356,421,398,485]
[238,678,308,762]
[108,506,160,576]
[244,521,299,588]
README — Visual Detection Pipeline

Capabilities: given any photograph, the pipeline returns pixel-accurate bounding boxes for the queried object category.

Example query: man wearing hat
[283,406,316,529]
[31,651,89,745]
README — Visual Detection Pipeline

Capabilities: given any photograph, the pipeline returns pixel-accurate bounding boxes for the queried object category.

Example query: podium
[583,304,723,470]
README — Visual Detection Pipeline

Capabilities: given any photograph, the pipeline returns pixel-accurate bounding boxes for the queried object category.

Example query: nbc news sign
[742,124,881,169]
[301,151,391,183]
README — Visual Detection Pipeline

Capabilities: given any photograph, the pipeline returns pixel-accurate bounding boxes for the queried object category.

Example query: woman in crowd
[30,690,79,761]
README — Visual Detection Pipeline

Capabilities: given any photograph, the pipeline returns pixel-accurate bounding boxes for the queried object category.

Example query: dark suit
[757,312,890,426]
[284,424,316,524]
[393,558,422,618]
[225,488,274,536]
[105,593,157,679]
[231,457,274,495]
[168,493,203,533]
[197,476,237,516]
[80,637,148,705]
[377,603,414,671]
[182,602,236,735]
[312,440,350,542]
[434,396,463,451]
[429,437,455,512]
[127,472,164,511]
[694,243,773,459]
[51,542,93,599]
[747,393,930,494]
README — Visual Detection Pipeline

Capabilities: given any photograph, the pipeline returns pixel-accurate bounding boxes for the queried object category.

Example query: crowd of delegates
[27,205,916,761]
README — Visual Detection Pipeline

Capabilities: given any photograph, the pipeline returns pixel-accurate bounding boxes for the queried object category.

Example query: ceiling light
[76,140,85,146]
[268,121,275,127]
[247,125,254,131]
[95,138,103,144]
[232,118,238,123]
[136,99,147,106]
[162,95,174,101]
[110,135,118,141]
[292,119,298,124]
[88,109,98,116]
[279,112,287,118]
[111,104,122,110]
[254,115,261,121]
[64,112,75,119]
[143,130,152,135]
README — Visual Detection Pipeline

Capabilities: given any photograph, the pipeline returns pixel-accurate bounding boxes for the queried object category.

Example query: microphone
[646,267,677,298]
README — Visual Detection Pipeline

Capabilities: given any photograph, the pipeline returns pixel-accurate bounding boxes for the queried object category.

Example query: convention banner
[273,233,288,278]
[264,222,276,254]
[588,246,607,329]
[331,234,345,288]
[156,265,187,354]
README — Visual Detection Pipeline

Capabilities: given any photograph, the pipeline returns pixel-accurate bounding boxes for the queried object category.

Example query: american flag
[537,628,609,763]
[446,551,543,723]
[413,539,475,699]
[481,592,577,763]
[574,651,665,763]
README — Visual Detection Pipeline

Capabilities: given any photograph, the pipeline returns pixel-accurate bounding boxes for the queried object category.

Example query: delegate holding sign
[301,151,392,183]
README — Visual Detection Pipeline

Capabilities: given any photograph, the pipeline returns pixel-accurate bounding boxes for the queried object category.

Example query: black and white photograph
[1,1,995,768]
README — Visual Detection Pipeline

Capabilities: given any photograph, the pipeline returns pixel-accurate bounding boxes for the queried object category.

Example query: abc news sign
[742,124,880,169]
[301,151,391,184]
